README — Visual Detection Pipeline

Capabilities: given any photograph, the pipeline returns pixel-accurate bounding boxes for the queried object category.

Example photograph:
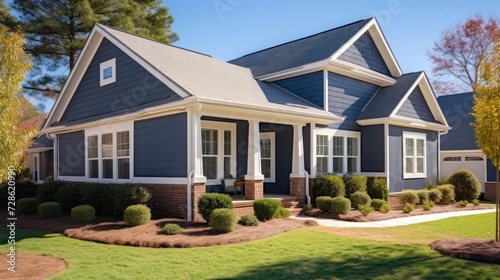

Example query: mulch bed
[430,238,500,264]
[304,204,494,222]
[0,252,67,280]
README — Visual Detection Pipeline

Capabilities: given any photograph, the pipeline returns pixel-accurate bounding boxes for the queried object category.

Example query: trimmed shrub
[379,203,391,213]
[315,196,333,213]
[425,181,435,190]
[437,184,455,204]
[303,204,313,212]
[253,198,281,220]
[472,199,480,206]
[448,169,481,201]
[161,223,183,235]
[274,207,290,219]
[114,185,152,217]
[370,199,387,211]
[358,204,374,216]
[343,174,367,198]
[416,190,429,205]
[54,184,81,212]
[123,204,151,226]
[457,200,468,208]
[350,191,371,209]
[0,181,37,205]
[312,175,345,203]
[38,202,61,218]
[239,214,259,226]
[367,178,389,202]
[17,197,40,214]
[403,203,414,214]
[209,208,237,233]
[37,181,65,203]
[71,205,96,223]
[197,193,234,222]
[422,201,433,211]
[428,189,443,204]
[399,190,419,205]
[330,196,351,215]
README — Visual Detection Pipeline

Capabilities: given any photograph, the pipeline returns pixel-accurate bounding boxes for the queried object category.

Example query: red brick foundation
[245,180,264,200]
[389,194,404,210]
[147,183,206,220]
[484,182,498,201]
[290,177,306,199]
[192,182,206,222]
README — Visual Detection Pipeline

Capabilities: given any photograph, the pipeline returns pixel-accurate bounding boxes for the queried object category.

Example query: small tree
[472,39,500,241]
[0,27,36,182]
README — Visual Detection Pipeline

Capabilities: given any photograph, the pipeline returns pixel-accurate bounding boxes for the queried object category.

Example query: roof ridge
[96,23,213,58]
[229,18,371,61]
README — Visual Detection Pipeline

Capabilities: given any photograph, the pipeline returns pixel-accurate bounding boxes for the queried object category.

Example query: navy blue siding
[303,124,311,174]
[59,131,85,176]
[328,73,379,131]
[338,32,391,76]
[134,113,187,177]
[273,71,324,108]
[61,38,181,123]
[396,86,435,122]
[438,93,477,150]
[487,159,497,182]
[388,126,438,193]
[260,123,293,194]
[360,125,385,172]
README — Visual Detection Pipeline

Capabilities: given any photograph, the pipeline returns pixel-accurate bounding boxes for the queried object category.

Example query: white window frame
[260,132,275,183]
[201,121,237,185]
[313,129,360,175]
[403,131,426,179]
[315,135,329,175]
[99,58,116,86]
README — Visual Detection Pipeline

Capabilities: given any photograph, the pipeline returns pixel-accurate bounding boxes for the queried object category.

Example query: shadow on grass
[0,228,54,245]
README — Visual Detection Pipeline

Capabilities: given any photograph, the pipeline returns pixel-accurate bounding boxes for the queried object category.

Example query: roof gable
[396,86,435,122]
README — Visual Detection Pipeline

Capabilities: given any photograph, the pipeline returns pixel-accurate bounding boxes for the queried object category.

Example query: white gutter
[187,170,194,222]
[305,171,311,206]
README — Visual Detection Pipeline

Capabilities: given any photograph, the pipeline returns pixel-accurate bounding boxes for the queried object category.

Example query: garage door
[441,154,486,192]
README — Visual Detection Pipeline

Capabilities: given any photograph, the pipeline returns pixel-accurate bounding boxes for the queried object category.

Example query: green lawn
[1,213,499,279]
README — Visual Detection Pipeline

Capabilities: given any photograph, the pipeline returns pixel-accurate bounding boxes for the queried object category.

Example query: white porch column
[192,111,206,183]
[245,120,264,180]
[290,124,305,178]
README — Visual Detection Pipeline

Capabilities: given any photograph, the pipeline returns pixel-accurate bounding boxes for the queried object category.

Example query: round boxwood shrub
[197,193,234,222]
[457,200,468,208]
[17,197,39,214]
[38,202,61,218]
[358,204,374,216]
[330,196,351,215]
[312,175,345,203]
[399,190,419,205]
[422,201,433,211]
[448,169,481,202]
[161,223,183,235]
[123,204,151,226]
[437,184,455,204]
[416,190,429,205]
[70,205,96,223]
[315,196,333,213]
[253,198,281,220]
[350,191,371,209]
[367,177,389,202]
[273,207,290,218]
[342,174,367,198]
[427,189,443,203]
[403,203,414,214]
[209,208,237,233]
[379,203,391,213]
[239,214,259,226]
[370,199,387,211]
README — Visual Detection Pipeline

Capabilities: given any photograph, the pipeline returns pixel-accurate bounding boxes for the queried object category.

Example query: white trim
[402,131,427,179]
[310,122,317,178]
[384,123,390,190]
[256,59,328,81]
[313,128,361,175]
[99,58,116,86]
[361,172,387,178]
[328,60,396,86]
[201,120,236,185]
[357,116,450,132]
[31,153,41,183]
[440,149,484,154]
[245,120,264,181]
[58,176,189,185]
[260,132,276,183]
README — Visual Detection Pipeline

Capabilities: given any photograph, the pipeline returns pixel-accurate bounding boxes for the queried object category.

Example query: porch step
[280,199,305,216]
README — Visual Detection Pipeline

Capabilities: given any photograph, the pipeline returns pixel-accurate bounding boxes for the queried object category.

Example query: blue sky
[42,0,498,112]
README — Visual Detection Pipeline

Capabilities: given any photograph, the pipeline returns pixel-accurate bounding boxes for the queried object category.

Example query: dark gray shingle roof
[228,19,372,77]
[28,134,54,149]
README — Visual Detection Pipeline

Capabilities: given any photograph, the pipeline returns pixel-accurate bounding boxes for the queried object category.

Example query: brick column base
[192,182,206,222]
[245,180,264,200]
[290,177,306,199]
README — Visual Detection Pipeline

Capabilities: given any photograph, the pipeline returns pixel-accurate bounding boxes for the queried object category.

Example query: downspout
[305,170,311,206]
[187,170,194,222]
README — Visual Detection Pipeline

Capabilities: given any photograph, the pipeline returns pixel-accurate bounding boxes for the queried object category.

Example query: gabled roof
[358,72,450,131]
[229,18,402,80]
[42,24,341,131]
[437,92,477,150]
[27,134,54,152]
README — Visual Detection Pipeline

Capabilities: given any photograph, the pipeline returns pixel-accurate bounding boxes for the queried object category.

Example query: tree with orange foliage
[427,14,500,94]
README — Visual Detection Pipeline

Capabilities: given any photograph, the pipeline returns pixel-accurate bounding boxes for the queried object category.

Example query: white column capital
[192,111,206,182]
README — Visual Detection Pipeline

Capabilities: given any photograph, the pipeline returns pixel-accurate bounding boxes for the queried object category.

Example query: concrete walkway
[291,209,496,228]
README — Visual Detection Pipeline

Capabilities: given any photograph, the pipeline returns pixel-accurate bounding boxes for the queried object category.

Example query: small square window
[100,58,116,86]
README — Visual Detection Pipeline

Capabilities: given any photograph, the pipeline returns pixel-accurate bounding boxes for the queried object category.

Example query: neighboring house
[26,134,54,184]
[39,18,450,221]
[437,92,497,198]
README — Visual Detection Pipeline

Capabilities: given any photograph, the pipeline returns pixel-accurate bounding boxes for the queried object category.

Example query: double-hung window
[315,132,360,175]
[201,121,236,184]
[202,129,218,179]
[316,135,328,175]
[260,132,275,182]
[403,132,426,179]
[88,135,99,178]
